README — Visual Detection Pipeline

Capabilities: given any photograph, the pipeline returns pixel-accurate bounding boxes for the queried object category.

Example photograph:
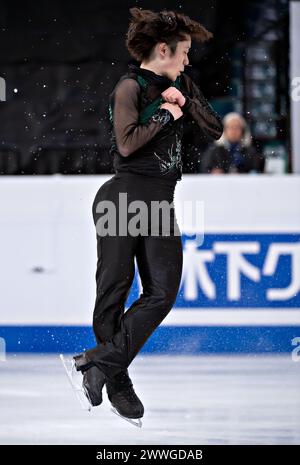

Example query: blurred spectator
[200,112,264,174]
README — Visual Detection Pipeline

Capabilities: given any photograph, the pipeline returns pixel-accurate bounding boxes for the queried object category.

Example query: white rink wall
[0,174,299,354]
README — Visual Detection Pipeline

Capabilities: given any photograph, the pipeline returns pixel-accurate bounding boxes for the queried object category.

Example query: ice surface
[0,354,299,445]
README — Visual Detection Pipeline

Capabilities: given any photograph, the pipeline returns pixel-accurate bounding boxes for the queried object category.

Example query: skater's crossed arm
[112,78,175,157]
[172,74,223,141]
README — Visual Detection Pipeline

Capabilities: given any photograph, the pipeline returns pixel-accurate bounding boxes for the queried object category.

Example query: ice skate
[106,371,144,428]
[82,365,106,406]
[110,405,143,428]
[59,354,92,411]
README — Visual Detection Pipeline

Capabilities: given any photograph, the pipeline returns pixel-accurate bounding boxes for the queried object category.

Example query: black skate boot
[106,370,144,428]
[73,353,106,407]
[82,365,106,406]
[73,353,94,372]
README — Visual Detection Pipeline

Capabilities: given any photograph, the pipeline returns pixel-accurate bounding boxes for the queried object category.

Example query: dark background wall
[0,0,289,174]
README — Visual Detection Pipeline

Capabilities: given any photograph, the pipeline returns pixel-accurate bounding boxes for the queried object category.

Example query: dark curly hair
[126,7,213,62]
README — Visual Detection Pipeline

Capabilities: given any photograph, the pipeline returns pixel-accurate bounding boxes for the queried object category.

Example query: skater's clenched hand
[160,102,183,121]
[161,87,186,108]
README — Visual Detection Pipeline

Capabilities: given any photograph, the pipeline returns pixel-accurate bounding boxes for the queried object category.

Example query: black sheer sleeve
[111,78,174,157]
[180,73,223,140]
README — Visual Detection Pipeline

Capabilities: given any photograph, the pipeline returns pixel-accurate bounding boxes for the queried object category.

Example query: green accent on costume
[109,74,181,125]
[138,75,181,124]
[108,103,113,124]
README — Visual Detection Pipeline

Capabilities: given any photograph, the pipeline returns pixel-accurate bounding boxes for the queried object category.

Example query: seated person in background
[200,112,264,174]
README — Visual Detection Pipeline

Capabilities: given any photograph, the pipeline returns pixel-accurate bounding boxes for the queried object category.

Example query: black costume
[78,64,223,379]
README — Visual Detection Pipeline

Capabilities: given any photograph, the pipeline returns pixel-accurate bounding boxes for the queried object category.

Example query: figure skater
[62,7,223,427]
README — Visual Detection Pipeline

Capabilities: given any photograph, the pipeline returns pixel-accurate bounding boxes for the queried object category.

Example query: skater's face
[149,35,191,82]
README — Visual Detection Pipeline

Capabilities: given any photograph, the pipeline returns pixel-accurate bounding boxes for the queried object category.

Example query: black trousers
[84,172,183,378]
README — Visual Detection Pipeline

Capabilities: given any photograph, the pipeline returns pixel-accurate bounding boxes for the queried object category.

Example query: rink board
[0,175,299,353]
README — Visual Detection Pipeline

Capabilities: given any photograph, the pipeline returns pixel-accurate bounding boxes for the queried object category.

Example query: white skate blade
[59,354,92,412]
[111,407,143,428]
